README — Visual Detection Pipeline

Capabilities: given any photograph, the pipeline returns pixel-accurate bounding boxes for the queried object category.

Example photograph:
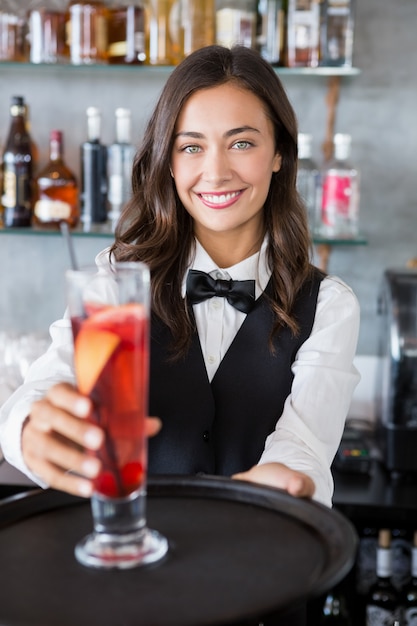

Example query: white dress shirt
[0,240,360,507]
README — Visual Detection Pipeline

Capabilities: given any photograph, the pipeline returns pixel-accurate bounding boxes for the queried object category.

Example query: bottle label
[404,608,417,625]
[34,199,71,221]
[320,171,358,236]
[1,171,17,208]
[366,605,400,626]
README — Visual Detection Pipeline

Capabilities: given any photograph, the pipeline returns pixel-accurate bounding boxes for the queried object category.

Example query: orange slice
[75,327,120,395]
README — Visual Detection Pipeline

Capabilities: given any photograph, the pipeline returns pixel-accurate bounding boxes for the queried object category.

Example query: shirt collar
[181,236,271,299]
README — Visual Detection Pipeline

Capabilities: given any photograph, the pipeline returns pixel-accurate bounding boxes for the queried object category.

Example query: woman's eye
[183,145,201,154]
[233,140,251,150]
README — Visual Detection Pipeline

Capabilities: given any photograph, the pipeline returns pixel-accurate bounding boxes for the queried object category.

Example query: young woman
[0,45,360,509]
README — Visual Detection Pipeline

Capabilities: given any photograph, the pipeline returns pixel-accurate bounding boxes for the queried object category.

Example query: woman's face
[171,83,282,250]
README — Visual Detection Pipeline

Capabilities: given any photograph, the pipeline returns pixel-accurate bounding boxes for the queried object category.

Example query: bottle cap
[11,95,25,106]
[50,130,63,142]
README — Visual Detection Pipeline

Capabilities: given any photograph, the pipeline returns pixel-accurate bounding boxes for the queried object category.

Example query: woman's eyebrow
[174,126,260,140]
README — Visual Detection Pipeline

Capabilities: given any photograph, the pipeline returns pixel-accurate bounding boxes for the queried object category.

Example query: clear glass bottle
[27,0,69,64]
[66,0,109,65]
[256,0,287,66]
[0,95,33,228]
[181,0,215,58]
[107,0,146,64]
[286,0,320,67]
[403,531,417,626]
[34,130,79,228]
[216,0,257,49]
[365,529,402,626]
[107,107,136,228]
[320,0,354,67]
[145,0,179,65]
[80,106,108,228]
[316,132,359,239]
[0,0,28,62]
[297,132,319,234]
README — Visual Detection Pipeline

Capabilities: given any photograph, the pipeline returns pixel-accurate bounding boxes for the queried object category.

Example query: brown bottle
[107,1,146,64]
[34,130,79,228]
[1,95,33,228]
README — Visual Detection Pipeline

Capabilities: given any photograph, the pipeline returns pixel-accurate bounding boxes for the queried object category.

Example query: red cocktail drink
[72,303,149,498]
[66,263,168,569]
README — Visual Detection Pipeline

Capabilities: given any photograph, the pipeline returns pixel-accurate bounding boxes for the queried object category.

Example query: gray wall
[1,0,416,357]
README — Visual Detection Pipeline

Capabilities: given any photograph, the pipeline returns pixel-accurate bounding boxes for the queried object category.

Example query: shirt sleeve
[257,275,361,508]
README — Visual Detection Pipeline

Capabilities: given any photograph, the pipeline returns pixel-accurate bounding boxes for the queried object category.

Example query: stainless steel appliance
[377,268,417,476]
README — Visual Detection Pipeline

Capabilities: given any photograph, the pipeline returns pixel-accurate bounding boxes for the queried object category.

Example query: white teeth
[201,192,239,204]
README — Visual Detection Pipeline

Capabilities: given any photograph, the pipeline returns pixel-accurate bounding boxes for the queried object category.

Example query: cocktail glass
[66,262,168,569]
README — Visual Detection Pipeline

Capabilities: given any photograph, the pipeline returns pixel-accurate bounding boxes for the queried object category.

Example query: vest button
[202,430,210,442]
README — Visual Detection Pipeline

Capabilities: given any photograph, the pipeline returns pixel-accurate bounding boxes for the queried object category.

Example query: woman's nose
[201,149,233,184]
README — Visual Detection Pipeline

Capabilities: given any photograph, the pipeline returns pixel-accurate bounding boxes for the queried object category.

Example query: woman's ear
[272,153,282,173]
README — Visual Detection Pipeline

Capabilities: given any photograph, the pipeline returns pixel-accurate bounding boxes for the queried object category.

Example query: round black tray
[0,475,357,626]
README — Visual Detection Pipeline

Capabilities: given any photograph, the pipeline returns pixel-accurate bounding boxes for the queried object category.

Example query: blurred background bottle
[181,0,215,58]
[145,0,179,65]
[216,0,257,49]
[320,0,355,67]
[0,0,28,61]
[80,106,108,227]
[107,107,136,228]
[403,531,417,626]
[365,529,402,626]
[34,130,79,228]
[0,95,33,228]
[256,0,287,66]
[296,132,319,234]
[27,0,69,64]
[107,0,146,64]
[286,0,320,67]
[66,0,108,65]
[316,132,359,239]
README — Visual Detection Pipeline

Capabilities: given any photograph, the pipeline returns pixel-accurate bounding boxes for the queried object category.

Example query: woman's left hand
[232,462,315,499]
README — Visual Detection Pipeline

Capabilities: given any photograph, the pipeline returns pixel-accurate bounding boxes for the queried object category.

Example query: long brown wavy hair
[110,44,313,357]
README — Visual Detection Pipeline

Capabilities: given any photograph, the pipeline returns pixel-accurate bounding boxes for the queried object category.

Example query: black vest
[148,268,324,477]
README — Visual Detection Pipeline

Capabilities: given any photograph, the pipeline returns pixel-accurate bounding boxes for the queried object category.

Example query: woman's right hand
[21,382,161,498]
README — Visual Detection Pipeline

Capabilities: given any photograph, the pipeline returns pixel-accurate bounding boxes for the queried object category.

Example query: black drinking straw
[59,221,79,271]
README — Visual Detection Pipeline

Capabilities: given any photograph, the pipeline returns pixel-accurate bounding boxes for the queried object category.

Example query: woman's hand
[21,382,161,498]
[232,462,315,499]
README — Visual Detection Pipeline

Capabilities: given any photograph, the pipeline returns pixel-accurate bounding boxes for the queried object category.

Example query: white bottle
[316,133,360,239]
[107,107,136,227]
[297,133,319,234]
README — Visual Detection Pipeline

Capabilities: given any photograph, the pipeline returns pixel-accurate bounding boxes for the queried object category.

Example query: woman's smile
[198,189,244,209]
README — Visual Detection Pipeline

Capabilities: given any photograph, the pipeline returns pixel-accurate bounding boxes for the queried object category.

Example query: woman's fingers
[22,383,163,497]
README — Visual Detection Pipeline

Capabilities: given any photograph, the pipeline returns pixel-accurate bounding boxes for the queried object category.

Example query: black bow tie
[186,269,256,314]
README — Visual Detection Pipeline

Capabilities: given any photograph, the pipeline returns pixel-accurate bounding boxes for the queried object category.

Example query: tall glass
[66,262,168,569]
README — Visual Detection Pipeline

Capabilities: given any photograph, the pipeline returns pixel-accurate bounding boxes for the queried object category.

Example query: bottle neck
[87,112,101,142]
[376,546,392,579]
[50,136,63,162]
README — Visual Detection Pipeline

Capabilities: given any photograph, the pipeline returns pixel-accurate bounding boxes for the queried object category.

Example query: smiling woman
[0,46,360,624]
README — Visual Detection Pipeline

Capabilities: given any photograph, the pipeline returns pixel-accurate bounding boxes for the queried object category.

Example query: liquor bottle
[80,106,108,227]
[297,132,319,234]
[181,0,215,58]
[27,0,69,64]
[316,133,359,239]
[403,531,417,626]
[286,0,321,67]
[0,95,33,228]
[33,130,79,228]
[365,529,402,625]
[256,0,287,66]
[0,0,28,61]
[107,0,146,64]
[216,0,258,49]
[107,107,136,227]
[23,102,40,176]
[66,0,108,65]
[320,0,355,67]
[145,0,179,65]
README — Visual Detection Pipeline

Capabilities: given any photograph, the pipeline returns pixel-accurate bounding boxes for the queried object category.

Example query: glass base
[75,527,168,570]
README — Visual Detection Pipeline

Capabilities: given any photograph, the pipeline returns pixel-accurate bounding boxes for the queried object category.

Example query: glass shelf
[0,225,368,245]
[0,60,361,78]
